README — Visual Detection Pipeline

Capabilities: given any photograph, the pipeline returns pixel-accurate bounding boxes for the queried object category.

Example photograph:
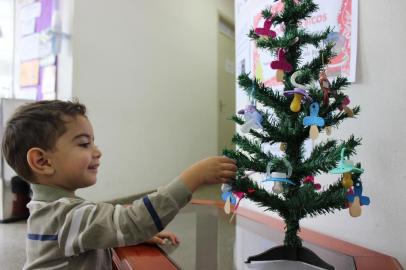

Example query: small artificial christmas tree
[222,0,370,269]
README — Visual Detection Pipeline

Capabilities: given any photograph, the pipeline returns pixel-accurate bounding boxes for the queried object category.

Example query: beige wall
[72,0,234,201]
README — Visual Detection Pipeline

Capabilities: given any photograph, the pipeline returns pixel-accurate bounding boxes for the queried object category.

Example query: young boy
[1,100,237,270]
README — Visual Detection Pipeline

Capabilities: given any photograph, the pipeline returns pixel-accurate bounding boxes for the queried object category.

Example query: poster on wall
[236,0,358,90]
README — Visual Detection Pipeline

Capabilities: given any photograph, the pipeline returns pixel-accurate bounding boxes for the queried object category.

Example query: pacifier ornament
[263,160,295,194]
[280,142,287,152]
[346,182,370,217]
[329,148,364,189]
[238,105,263,133]
[271,48,293,82]
[269,172,292,193]
[284,71,312,112]
[318,71,331,106]
[284,88,312,112]
[221,184,235,214]
[303,175,321,190]
[254,18,276,38]
[220,183,245,221]
[339,96,354,117]
[324,112,333,136]
[303,102,325,141]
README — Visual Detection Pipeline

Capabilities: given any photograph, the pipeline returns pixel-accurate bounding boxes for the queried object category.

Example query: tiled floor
[0,184,221,269]
[0,220,26,269]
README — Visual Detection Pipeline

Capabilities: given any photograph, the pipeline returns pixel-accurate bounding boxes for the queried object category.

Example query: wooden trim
[355,256,404,270]
[113,244,178,270]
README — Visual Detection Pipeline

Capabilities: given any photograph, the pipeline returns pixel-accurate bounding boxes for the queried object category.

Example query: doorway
[217,16,236,155]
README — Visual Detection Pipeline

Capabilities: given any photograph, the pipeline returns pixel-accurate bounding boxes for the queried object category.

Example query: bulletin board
[14,0,62,100]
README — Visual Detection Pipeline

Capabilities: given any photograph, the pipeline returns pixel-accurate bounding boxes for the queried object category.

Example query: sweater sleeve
[57,177,192,256]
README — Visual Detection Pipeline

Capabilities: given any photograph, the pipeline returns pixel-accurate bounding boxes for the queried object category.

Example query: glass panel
[161,204,355,270]
[0,0,14,98]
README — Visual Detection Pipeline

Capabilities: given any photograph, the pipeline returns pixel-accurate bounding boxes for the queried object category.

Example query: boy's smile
[46,115,102,191]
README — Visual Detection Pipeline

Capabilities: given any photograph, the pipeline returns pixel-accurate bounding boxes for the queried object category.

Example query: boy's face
[47,115,102,191]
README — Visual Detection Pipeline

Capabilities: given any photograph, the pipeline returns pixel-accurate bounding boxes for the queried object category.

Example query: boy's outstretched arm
[51,156,236,255]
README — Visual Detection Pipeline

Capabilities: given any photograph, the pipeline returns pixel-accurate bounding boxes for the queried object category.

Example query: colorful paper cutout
[20,60,40,87]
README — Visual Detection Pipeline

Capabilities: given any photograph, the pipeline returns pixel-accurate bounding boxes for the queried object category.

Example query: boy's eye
[79,143,90,148]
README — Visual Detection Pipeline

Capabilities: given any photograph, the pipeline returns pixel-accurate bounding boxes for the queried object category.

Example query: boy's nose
[93,145,102,158]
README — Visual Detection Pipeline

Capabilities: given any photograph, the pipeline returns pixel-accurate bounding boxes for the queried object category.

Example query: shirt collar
[31,184,80,202]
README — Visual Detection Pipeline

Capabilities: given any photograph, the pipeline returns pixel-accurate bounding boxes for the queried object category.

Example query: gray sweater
[24,178,192,270]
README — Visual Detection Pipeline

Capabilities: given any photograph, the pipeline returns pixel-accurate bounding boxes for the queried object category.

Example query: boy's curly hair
[1,100,87,182]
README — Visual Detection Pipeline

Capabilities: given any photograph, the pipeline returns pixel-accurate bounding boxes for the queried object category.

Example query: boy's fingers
[157,231,180,245]
[221,171,237,179]
[156,237,165,245]
[221,163,237,172]
[219,156,236,164]
[149,236,163,245]
[169,235,178,245]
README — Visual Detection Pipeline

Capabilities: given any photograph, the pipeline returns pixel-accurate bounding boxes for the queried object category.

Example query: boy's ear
[26,148,55,176]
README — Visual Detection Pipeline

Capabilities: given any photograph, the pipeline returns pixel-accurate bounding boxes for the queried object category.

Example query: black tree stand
[245,245,334,270]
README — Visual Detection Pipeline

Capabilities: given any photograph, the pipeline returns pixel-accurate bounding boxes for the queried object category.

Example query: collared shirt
[24,178,192,270]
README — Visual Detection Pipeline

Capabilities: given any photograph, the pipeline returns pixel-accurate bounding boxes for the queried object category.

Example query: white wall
[0,0,14,98]
[239,0,406,267]
[72,0,234,201]
[56,0,75,101]
[303,0,406,266]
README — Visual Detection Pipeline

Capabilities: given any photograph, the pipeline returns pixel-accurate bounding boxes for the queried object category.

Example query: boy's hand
[180,156,237,192]
[145,231,180,245]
